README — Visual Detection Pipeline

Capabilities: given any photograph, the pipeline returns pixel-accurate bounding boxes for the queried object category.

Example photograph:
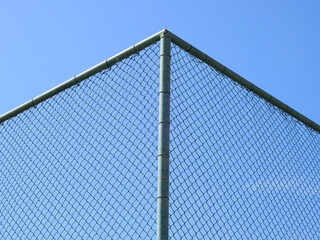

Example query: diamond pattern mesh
[169,43,320,239]
[0,37,319,239]
[0,43,160,239]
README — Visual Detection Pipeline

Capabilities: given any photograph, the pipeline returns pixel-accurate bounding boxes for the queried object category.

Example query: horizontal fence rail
[0,29,319,239]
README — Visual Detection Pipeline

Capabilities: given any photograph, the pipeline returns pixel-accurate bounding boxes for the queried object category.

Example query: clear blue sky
[1,0,320,124]
[1,2,320,238]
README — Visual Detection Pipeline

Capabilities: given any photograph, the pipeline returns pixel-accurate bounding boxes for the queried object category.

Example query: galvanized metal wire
[0,43,160,239]
[169,43,320,239]
[1,34,320,239]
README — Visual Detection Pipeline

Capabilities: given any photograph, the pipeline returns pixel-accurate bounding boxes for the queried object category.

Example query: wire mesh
[1,34,320,239]
[169,43,320,239]
[0,43,160,239]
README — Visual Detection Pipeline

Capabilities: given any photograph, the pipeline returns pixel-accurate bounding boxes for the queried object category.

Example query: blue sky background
[0,0,320,124]
[1,1,320,238]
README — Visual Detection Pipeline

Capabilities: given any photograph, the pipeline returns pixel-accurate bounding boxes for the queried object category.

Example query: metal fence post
[157,31,171,240]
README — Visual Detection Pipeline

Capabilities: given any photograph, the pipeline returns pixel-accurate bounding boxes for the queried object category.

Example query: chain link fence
[170,43,320,239]
[0,43,160,239]
[0,31,319,239]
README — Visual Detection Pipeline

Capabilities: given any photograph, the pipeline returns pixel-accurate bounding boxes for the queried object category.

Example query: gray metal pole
[157,31,171,240]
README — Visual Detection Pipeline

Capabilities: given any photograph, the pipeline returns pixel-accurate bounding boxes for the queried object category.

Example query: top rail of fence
[1,29,319,134]
[0,30,163,124]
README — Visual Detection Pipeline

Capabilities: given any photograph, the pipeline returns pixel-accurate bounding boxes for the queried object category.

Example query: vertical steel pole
[157,31,171,240]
